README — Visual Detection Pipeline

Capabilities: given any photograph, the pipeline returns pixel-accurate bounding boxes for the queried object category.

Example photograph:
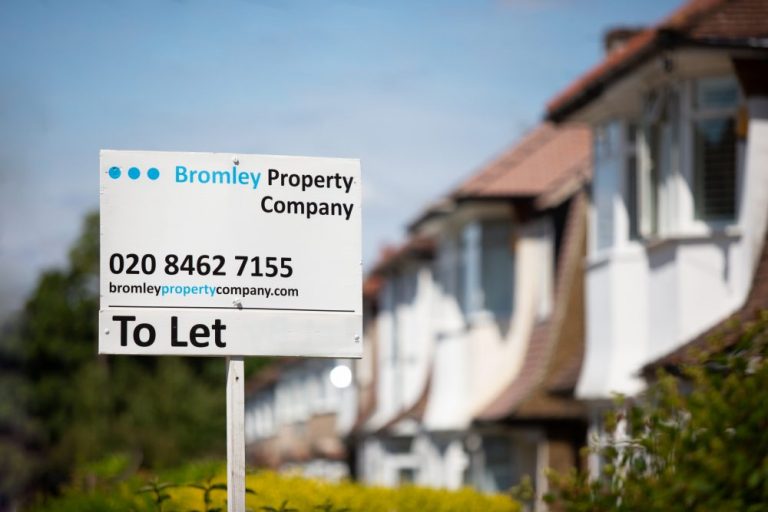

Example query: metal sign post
[226,357,245,512]
[98,150,362,511]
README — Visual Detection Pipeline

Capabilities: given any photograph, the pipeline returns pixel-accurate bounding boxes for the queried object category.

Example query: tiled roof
[363,274,383,300]
[547,0,768,121]
[644,227,768,373]
[408,123,591,232]
[476,191,588,421]
[454,123,591,200]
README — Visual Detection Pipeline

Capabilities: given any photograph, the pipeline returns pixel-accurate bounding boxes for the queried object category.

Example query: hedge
[29,466,520,512]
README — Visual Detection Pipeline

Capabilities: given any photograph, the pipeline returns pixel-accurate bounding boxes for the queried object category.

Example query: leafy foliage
[546,311,768,511]
[137,478,179,512]
[0,213,274,505]
[186,476,232,512]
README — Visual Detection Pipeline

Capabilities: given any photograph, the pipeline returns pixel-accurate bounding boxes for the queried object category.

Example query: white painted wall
[576,250,648,399]
[422,234,470,430]
[366,261,434,430]
[244,359,351,441]
[467,218,554,418]
[422,216,555,428]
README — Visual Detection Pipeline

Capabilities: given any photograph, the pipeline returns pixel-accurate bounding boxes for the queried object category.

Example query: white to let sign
[99,150,362,358]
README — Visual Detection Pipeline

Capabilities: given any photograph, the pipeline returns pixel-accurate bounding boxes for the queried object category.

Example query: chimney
[603,26,645,54]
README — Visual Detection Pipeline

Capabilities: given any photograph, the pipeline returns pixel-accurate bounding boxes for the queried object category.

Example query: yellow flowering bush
[30,467,520,512]
[240,471,519,512]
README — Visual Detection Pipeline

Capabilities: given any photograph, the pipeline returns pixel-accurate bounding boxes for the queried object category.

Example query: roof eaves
[546,0,730,121]
[453,193,534,203]
[534,160,592,210]
[369,236,435,277]
[548,3,768,123]
[674,35,768,49]
[407,198,456,234]
[547,34,662,122]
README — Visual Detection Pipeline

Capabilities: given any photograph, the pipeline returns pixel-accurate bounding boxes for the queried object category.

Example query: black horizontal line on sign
[107,305,355,313]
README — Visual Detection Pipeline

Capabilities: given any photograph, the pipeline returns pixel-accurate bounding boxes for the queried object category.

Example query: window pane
[627,122,638,147]
[462,224,480,315]
[626,118,639,239]
[481,221,513,316]
[696,77,739,110]
[482,436,516,493]
[694,117,736,219]
[385,437,412,454]
[437,237,463,316]
[626,153,640,240]
[397,468,416,485]
[594,121,622,248]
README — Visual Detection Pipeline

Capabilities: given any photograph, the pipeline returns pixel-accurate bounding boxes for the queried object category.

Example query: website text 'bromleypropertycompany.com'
[108,281,299,299]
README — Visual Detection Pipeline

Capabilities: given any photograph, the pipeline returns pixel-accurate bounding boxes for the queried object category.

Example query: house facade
[243,357,357,480]
[546,0,768,474]
[240,0,768,505]
[355,123,592,509]
[244,122,592,510]
[243,272,383,480]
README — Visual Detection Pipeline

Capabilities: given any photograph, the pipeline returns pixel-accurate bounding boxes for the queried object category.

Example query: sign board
[99,150,362,357]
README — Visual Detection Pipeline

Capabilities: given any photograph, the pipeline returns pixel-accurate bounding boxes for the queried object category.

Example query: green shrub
[546,311,768,511]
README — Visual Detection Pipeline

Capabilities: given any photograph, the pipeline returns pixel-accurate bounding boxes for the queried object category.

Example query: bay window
[618,75,741,245]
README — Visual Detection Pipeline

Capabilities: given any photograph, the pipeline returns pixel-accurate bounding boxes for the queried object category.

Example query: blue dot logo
[109,165,160,181]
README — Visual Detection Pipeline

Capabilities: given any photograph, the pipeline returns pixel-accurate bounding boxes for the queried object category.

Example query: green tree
[546,312,768,511]
[0,212,275,505]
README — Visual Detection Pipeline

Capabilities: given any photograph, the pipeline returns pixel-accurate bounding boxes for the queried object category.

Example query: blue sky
[0,0,678,318]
